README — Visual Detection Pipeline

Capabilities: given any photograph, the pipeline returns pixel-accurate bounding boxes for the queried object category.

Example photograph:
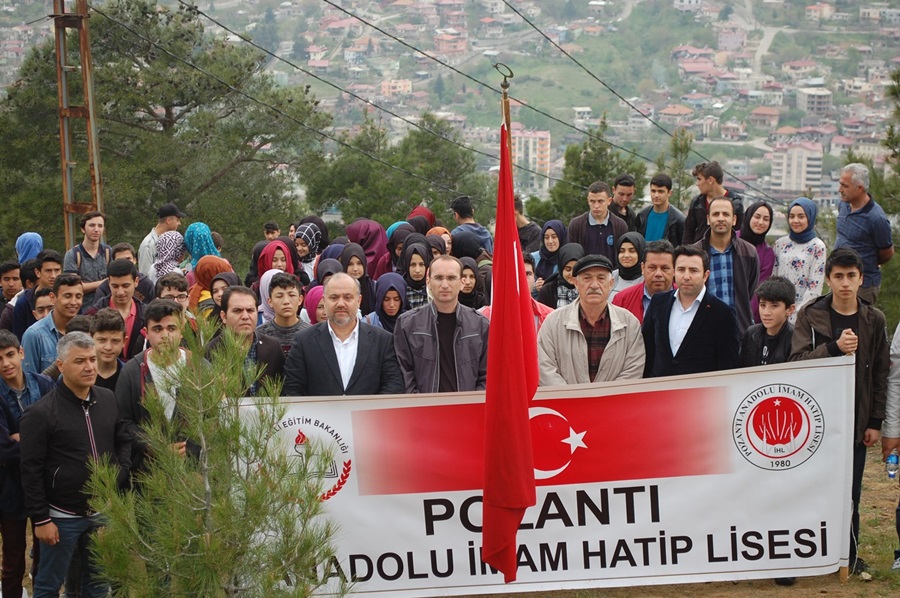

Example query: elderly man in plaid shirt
[692,196,759,335]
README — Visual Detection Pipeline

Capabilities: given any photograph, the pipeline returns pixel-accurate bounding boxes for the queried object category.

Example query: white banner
[262,357,854,596]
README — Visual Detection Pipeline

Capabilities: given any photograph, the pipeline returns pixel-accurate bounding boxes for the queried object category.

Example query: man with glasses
[394,255,490,393]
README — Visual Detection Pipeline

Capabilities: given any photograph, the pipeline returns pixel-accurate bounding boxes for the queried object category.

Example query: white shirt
[668,286,706,356]
[327,321,360,391]
[146,348,187,420]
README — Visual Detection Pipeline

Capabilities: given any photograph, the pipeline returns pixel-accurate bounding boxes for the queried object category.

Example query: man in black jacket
[642,245,740,377]
[20,332,130,598]
[206,286,284,396]
[284,273,403,396]
[682,161,745,245]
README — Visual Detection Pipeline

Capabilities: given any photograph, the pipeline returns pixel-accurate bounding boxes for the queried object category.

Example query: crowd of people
[0,160,897,595]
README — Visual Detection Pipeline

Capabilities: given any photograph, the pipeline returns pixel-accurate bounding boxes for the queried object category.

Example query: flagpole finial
[493,63,514,92]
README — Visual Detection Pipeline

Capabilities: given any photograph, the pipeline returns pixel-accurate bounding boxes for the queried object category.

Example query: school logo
[274,415,352,501]
[732,385,824,470]
[606,234,614,247]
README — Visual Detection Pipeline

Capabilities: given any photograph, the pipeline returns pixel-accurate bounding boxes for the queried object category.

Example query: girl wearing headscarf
[400,242,432,310]
[458,257,486,310]
[364,273,407,333]
[301,285,327,325]
[341,243,377,316]
[151,231,186,283]
[531,220,567,293]
[739,201,776,323]
[294,223,322,282]
[299,215,330,249]
[407,216,431,236]
[537,243,584,309]
[374,223,415,280]
[183,222,221,269]
[610,232,646,300]
[311,258,343,288]
[773,197,826,322]
[346,218,388,279]
[427,226,452,255]
[257,240,294,279]
[188,255,233,312]
[450,230,493,304]
[258,268,283,325]
[202,271,240,321]
[15,233,43,262]
[425,235,446,258]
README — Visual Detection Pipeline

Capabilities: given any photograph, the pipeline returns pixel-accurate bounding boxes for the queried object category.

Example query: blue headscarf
[788,197,818,244]
[385,221,407,240]
[15,233,43,262]
[183,222,220,268]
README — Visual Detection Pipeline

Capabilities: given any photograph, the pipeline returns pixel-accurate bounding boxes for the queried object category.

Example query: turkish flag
[479,122,539,582]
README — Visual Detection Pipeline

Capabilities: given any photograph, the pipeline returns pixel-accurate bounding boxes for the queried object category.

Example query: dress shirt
[327,321,360,391]
[669,286,706,356]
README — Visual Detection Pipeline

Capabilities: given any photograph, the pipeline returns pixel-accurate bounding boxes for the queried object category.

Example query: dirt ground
[479,448,900,598]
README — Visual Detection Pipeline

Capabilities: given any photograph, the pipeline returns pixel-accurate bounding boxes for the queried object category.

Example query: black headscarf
[425,234,446,256]
[556,243,585,290]
[311,258,343,288]
[207,271,241,323]
[400,242,432,290]
[450,230,482,261]
[387,223,416,267]
[397,233,427,275]
[739,201,774,247]
[407,215,431,236]
[615,232,646,282]
[373,273,407,333]
[535,220,567,281]
[458,257,486,310]
[341,243,377,315]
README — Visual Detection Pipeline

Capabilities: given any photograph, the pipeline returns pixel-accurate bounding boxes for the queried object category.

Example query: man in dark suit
[283,273,403,397]
[207,286,284,396]
[641,245,740,377]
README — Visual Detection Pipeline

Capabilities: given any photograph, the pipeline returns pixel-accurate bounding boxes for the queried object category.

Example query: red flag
[481,123,538,582]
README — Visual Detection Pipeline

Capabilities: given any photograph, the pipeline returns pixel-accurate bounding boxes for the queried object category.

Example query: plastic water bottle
[887,450,899,480]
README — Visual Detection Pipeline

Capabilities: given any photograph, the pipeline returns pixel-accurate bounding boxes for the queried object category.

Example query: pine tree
[87,317,343,597]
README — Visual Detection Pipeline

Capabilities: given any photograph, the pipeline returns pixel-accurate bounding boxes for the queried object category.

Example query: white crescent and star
[529,406,588,480]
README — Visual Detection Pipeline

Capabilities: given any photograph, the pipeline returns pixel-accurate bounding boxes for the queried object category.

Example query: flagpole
[495,62,514,155]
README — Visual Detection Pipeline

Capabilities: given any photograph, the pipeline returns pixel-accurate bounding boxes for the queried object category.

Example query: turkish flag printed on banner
[480,122,539,582]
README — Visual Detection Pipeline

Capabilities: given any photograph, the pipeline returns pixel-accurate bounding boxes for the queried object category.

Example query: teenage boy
[93,243,155,306]
[0,261,22,312]
[116,299,197,477]
[790,247,890,575]
[0,330,55,597]
[31,287,55,322]
[86,259,146,360]
[91,308,126,392]
[740,276,796,367]
[63,211,110,307]
[257,272,310,356]
[22,274,84,374]
[13,250,63,340]
[263,221,281,241]
[0,258,39,333]
[635,173,686,245]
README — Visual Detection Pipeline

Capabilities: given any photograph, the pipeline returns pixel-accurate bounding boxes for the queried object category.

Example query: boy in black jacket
[740,276,796,367]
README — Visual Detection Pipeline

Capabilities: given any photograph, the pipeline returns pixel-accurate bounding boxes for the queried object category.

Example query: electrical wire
[88,4,474,204]
[501,0,783,204]
[176,0,586,191]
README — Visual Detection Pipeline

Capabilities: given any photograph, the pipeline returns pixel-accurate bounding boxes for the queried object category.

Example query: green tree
[432,74,446,104]
[88,318,341,596]
[657,127,695,211]
[0,0,329,271]
[305,114,493,226]
[253,8,280,53]
[528,120,648,224]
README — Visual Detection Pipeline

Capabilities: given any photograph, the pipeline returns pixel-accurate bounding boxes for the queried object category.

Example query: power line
[319,0,662,168]
[88,4,472,205]
[501,0,782,204]
[23,16,50,26]
[176,0,586,192]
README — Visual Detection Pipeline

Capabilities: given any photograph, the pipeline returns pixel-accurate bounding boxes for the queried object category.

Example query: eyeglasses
[431,275,459,283]
[163,294,189,302]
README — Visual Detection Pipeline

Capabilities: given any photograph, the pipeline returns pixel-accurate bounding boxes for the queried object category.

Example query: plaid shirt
[579,306,611,381]
[707,244,735,308]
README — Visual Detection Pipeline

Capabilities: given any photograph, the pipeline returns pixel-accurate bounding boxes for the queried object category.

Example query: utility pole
[51,0,103,249]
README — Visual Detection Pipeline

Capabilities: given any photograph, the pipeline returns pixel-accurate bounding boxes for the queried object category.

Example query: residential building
[796,87,833,116]
[770,143,824,196]
[510,123,552,194]
[748,106,781,128]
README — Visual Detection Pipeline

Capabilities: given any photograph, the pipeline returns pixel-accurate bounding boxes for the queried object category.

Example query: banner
[262,357,854,596]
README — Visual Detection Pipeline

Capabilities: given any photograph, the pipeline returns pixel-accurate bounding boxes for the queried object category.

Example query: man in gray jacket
[394,255,489,393]
[538,255,645,386]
